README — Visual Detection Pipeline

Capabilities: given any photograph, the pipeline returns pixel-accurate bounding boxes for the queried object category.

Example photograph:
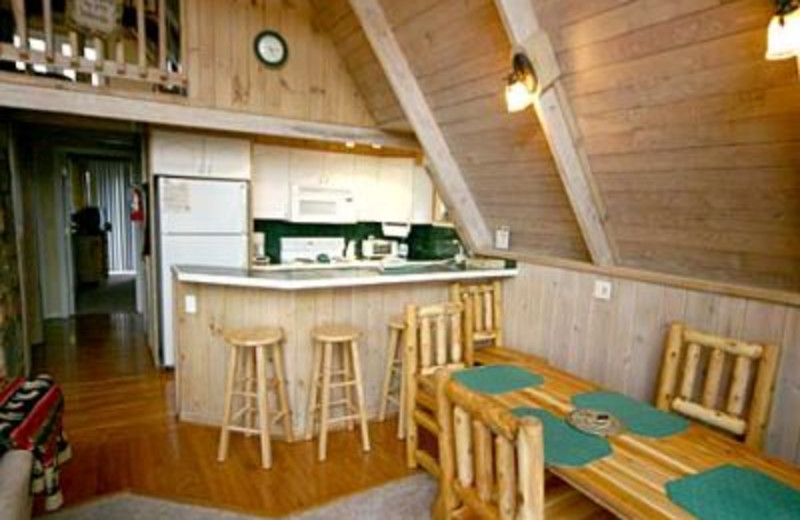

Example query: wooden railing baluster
[158,0,167,77]
[137,0,147,77]
[11,0,27,56]
[43,0,53,61]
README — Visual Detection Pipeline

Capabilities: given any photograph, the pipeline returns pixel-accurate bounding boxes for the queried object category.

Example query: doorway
[69,156,140,315]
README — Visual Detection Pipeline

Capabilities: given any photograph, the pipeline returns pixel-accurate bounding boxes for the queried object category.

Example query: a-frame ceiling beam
[349,0,492,252]
[493,0,618,266]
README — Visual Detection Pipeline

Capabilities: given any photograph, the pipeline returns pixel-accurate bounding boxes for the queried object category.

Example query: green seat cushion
[666,464,800,519]
[511,407,612,467]
[571,391,688,438]
[452,365,543,395]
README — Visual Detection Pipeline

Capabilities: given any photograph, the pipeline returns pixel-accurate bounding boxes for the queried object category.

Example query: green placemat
[666,464,800,519]
[452,365,543,395]
[511,407,611,467]
[571,391,688,438]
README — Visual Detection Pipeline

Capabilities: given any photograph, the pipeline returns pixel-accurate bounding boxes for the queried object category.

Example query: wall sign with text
[67,0,123,37]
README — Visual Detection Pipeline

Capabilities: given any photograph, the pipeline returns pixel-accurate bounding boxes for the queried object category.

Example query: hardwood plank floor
[32,314,412,517]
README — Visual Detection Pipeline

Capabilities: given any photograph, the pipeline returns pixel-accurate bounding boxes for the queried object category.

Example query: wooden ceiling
[538,0,800,291]
[311,0,800,291]
[310,0,410,131]
[314,0,590,261]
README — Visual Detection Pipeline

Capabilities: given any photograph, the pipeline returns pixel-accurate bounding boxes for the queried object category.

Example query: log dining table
[470,347,800,519]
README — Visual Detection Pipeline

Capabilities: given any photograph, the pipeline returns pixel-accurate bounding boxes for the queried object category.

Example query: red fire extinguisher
[130,188,144,222]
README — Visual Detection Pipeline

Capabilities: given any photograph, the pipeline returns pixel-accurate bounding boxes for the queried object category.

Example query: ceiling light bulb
[505,78,534,113]
[766,7,800,60]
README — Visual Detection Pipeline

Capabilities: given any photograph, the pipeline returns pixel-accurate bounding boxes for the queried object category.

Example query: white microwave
[290,185,357,223]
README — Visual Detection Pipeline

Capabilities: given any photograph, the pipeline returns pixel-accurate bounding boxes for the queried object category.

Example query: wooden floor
[32,314,413,517]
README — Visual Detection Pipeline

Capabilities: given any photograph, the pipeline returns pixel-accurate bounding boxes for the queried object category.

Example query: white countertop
[173,263,517,290]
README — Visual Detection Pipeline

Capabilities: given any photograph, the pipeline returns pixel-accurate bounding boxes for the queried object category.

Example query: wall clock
[254,30,288,68]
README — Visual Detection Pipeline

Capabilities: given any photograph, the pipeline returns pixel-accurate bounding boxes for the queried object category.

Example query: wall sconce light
[766,0,800,63]
[505,53,537,113]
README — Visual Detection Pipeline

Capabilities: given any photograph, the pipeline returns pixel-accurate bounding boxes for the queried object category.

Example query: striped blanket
[0,375,71,511]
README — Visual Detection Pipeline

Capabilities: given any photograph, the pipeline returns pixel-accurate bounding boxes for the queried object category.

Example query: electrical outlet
[495,226,510,250]
[593,280,612,301]
[185,294,197,314]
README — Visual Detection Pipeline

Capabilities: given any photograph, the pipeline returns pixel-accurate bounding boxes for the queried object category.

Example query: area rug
[42,473,436,519]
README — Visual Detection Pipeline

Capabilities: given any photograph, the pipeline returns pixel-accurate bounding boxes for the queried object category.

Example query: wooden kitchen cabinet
[288,148,326,186]
[353,155,379,221]
[252,145,291,220]
[202,136,252,178]
[150,130,251,180]
[250,144,423,224]
[324,152,356,188]
[411,163,434,224]
[150,130,204,176]
[375,157,414,223]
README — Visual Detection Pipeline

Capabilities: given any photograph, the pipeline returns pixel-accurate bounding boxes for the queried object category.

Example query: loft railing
[0,0,187,93]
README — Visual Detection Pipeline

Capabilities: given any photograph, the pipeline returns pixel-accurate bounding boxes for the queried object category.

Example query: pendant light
[766,0,800,60]
[505,53,537,113]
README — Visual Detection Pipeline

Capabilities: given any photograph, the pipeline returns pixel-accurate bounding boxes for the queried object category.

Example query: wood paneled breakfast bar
[171,264,516,435]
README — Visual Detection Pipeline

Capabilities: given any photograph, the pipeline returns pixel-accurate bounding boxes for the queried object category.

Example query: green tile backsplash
[253,220,463,263]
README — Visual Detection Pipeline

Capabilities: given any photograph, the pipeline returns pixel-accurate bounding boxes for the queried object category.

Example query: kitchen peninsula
[173,262,516,434]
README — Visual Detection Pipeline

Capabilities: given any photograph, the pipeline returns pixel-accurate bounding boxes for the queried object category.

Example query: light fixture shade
[766,8,800,60]
[505,53,537,113]
[505,80,534,112]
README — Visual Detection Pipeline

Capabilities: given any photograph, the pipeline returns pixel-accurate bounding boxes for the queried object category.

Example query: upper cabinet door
[289,149,327,187]
[202,136,252,179]
[150,130,205,177]
[252,145,291,220]
[324,152,356,188]
[411,163,434,224]
[376,157,414,223]
[150,130,251,179]
[353,155,380,222]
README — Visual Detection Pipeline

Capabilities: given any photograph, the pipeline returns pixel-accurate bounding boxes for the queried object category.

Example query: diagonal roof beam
[349,0,492,252]
[493,0,618,266]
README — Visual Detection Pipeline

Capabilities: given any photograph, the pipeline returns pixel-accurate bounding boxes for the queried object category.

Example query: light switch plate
[185,294,197,314]
[495,226,510,250]
[593,280,612,301]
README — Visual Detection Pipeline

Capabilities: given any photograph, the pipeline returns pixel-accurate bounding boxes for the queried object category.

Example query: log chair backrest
[404,302,469,377]
[655,322,780,449]
[435,369,545,520]
[450,281,503,362]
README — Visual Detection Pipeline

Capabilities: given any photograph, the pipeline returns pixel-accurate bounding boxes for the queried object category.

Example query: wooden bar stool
[378,315,406,439]
[305,324,370,462]
[217,326,293,469]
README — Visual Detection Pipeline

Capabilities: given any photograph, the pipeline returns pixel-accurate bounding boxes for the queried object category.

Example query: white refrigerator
[156,176,249,367]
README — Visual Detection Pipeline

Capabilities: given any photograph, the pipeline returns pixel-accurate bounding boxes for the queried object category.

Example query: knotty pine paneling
[184,0,374,127]
[309,0,410,130]
[504,262,800,464]
[175,281,452,435]
[538,0,800,290]
[370,0,589,261]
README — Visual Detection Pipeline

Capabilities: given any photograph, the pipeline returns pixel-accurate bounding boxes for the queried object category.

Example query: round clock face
[255,31,288,67]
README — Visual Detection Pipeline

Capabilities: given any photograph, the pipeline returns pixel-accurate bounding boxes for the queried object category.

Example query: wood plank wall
[372,0,589,261]
[176,281,453,434]
[183,0,375,127]
[504,262,800,464]
[310,0,410,131]
[536,0,800,291]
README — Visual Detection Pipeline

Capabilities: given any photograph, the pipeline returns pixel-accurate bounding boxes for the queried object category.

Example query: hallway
[75,275,137,316]
[31,314,410,516]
